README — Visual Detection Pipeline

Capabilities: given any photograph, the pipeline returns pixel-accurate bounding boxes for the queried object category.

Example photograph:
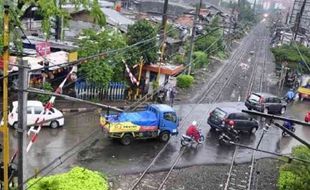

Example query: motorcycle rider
[186,121,201,143]
[285,88,295,102]
[283,120,294,131]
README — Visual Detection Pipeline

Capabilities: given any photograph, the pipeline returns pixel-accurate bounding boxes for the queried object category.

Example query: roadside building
[289,0,310,39]
[143,63,184,94]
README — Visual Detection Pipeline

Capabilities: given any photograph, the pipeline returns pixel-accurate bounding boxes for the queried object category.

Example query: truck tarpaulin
[117,111,159,126]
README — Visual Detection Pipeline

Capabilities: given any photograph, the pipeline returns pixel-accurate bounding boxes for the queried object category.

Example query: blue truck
[100,104,179,145]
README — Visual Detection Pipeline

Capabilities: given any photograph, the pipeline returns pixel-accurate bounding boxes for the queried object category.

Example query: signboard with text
[35,42,51,57]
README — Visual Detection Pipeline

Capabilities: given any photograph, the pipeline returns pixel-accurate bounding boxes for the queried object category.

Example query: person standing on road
[169,87,176,107]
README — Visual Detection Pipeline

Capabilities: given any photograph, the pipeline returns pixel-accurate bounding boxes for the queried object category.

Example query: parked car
[8,100,64,129]
[207,107,258,134]
[245,92,287,115]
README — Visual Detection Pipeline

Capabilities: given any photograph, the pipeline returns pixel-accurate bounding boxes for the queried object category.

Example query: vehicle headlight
[172,129,177,133]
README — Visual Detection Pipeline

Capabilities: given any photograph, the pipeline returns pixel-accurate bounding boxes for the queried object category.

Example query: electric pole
[253,0,257,13]
[157,0,169,83]
[55,0,62,41]
[187,0,202,75]
[17,59,29,190]
[293,0,307,41]
[2,2,10,190]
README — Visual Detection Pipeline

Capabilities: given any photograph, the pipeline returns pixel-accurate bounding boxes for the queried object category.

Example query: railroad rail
[128,24,267,190]
[223,26,270,190]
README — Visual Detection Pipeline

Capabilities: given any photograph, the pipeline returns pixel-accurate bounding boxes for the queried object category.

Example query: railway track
[223,26,270,190]
[128,25,267,190]
[196,28,256,103]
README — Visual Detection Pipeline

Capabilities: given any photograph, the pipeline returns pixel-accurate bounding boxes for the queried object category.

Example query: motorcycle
[283,96,294,103]
[181,129,205,147]
[218,126,239,146]
[282,122,296,137]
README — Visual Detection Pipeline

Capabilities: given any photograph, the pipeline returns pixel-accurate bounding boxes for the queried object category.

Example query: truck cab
[100,104,179,145]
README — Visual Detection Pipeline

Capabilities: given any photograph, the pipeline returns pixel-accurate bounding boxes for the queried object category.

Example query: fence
[75,80,126,101]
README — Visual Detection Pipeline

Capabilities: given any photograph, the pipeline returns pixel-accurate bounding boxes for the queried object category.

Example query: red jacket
[186,125,200,142]
[305,112,310,123]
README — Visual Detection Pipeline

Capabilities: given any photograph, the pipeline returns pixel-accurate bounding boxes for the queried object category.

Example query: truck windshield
[164,112,177,123]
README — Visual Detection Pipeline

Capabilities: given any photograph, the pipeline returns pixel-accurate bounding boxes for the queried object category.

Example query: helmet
[192,121,197,126]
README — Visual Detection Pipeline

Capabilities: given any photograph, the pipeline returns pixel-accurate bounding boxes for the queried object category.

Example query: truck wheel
[159,131,170,142]
[121,134,133,145]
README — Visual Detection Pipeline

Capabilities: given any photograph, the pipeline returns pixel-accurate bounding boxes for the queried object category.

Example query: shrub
[27,167,109,190]
[174,54,185,65]
[193,51,209,68]
[177,74,194,88]
[277,146,310,190]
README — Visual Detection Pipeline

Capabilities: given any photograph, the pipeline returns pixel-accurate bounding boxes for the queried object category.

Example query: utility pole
[187,0,202,75]
[156,0,169,83]
[293,0,307,41]
[17,59,29,190]
[253,0,257,13]
[2,2,10,190]
[55,0,62,41]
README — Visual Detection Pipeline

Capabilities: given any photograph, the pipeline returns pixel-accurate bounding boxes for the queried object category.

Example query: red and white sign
[36,42,51,57]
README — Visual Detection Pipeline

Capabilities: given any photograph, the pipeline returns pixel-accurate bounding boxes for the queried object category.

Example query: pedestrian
[169,87,176,107]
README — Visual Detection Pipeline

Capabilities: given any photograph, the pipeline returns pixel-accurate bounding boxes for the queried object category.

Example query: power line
[23,128,101,189]
[0,27,176,80]
[230,142,310,164]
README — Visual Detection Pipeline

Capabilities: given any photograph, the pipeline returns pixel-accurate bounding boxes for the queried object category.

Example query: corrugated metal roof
[101,8,134,26]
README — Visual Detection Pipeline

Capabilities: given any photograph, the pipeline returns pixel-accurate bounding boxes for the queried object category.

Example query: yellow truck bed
[297,87,310,95]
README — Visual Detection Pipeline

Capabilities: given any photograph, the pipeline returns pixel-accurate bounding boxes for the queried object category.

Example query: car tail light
[225,119,235,126]
[259,97,264,103]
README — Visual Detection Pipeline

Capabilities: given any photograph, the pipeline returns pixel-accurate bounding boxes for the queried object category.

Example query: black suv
[245,92,287,115]
[207,107,259,134]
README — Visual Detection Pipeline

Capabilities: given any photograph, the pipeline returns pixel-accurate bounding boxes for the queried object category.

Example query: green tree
[195,35,220,55]
[193,51,209,68]
[271,44,310,73]
[194,16,224,55]
[37,82,53,103]
[278,145,310,190]
[77,28,127,85]
[173,54,185,65]
[126,20,158,65]
[14,0,105,39]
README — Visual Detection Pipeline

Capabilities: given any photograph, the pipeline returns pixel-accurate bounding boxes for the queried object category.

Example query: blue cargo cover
[117,111,158,126]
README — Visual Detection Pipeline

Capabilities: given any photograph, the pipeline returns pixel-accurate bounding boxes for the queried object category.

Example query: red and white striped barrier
[26,67,75,152]
[125,63,139,86]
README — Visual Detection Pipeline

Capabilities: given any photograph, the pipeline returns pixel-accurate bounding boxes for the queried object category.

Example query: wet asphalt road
[9,101,309,179]
[3,21,309,181]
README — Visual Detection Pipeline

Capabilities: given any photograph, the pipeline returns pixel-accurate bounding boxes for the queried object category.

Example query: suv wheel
[250,127,257,134]
[263,108,268,114]
[280,107,286,115]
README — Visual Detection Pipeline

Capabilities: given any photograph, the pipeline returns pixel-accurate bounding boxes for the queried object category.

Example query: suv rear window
[212,108,227,119]
[249,94,261,102]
